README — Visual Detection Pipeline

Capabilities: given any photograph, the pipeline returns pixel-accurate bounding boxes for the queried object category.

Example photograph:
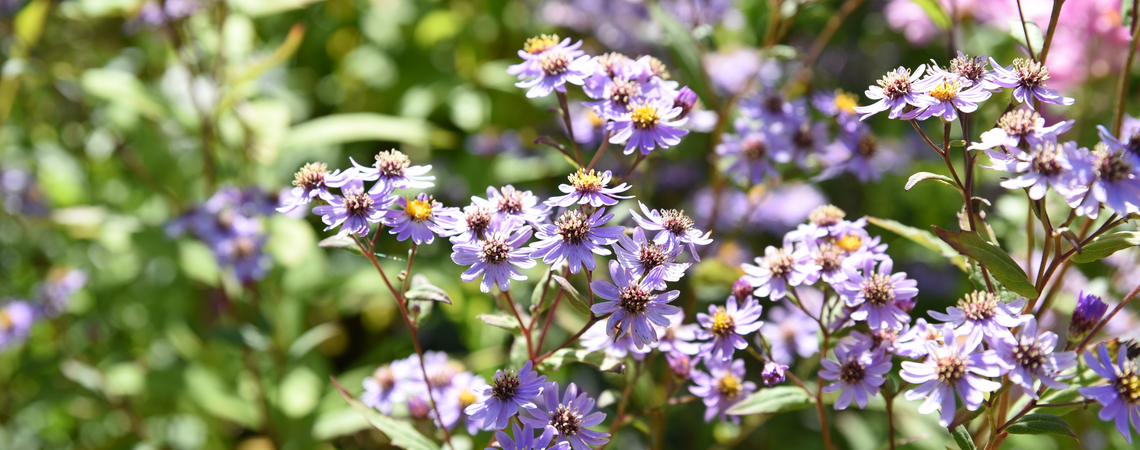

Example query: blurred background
[1,0,1139,449]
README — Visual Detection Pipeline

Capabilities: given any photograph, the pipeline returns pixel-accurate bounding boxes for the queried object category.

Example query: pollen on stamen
[935,355,967,384]
[928,79,962,102]
[862,274,896,306]
[375,150,411,177]
[629,101,661,129]
[717,374,743,398]
[344,188,375,216]
[480,234,512,264]
[523,34,560,54]
[293,162,328,189]
[710,306,735,337]
[876,68,914,100]
[957,291,999,321]
[660,209,694,235]
[1012,58,1051,88]
[404,197,434,222]
[608,77,640,108]
[839,360,866,384]
[949,54,985,82]
[809,205,846,227]
[1030,142,1065,176]
[1094,145,1133,183]
[997,109,1041,138]
[569,168,605,193]
[555,210,591,245]
[833,90,859,112]
[618,284,651,315]
[540,50,570,76]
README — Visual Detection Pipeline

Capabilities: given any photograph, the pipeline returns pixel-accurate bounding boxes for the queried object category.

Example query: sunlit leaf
[1070,231,1140,264]
[952,425,975,450]
[1007,18,1044,56]
[933,227,1037,298]
[283,113,437,151]
[725,386,815,416]
[867,217,967,271]
[551,275,591,315]
[905,172,957,191]
[331,376,440,450]
[1005,414,1078,439]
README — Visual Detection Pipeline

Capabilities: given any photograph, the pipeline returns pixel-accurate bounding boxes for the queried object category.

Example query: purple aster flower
[817,123,893,183]
[895,318,944,359]
[1069,291,1109,339]
[520,382,610,449]
[514,37,592,98]
[853,65,938,120]
[327,150,434,193]
[608,97,690,155]
[590,262,681,349]
[545,169,632,208]
[990,140,1087,201]
[820,332,892,410]
[929,291,1027,345]
[988,58,1074,109]
[583,52,633,99]
[442,203,497,245]
[613,227,690,282]
[448,371,489,434]
[630,202,712,261]
[760,304,819,365]
[38,268,86,317]
[673,86,698,119]
[689,358,756,423]
[216,234,269,285]
[0,300,35,351]
[581,320,652,361]
[731,277,753,303]
[787,120,832,169]
[491,423,569,450]
[741,245,818,301]
[928,52,1001,92]
[968,109,1073,153]
[812,89,860,119]
[1099,122,1140,157]
[715,117,790,186]
[407,395,432,420]
[696,295,764,361]
[761,361,788,387]
[740,87,808,128]
[452,220,535,293]
[836,258,916,330]
[654,312,702,355]
[509,35,572,79]
[1065,129,1140,217]
[312,180,394,239]
[1079,343,1140,443]
[382,193,458,245]
[667,352,694,379]
[903,74,991,122]
[900,324,1006,426]
[530,208,623,274]
[993,317,1076,398]
[361,358,414,414]
[465,361,546,431]
[277,162,337,214]
[485,185,550,227]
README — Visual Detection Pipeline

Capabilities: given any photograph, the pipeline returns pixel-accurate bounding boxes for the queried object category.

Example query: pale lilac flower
[853,65,937,120]
[895,318,944,359]
[760,304,819,365]
[608,97,690,155]
[0,300,35,351]
[217,234,269,285]
[696,295,764,361]
[690,358,756,423]
[38,269,87,317]
[991,140,1087,200]
[485,185,550,227]
[327,150,434,193]
[740,87,807,128]
[492,424,569,450]
[900,324,1005,426]
[928,52,1001,91]
[812,89,860,119]
[312,180,394,239]
[673,86,698,119]
[361,360,413,414]
[545,169,632,208]
[988,58,1074,109]
[993,317,1076,398]
[742,245,818,300]
[613,227,690,282]
[1079,343,1140,443]
[667,352,694,379]
[514,38,592,98]
[590,262,681,349]
[452,220,535,293]
[969,109,1074,153]
[655,312,702,355]
[836,258,916,330]
[465,361,546,431]
[716,117,789,185]
[508,34,576,80]
[383,193,458,245]
[581,320,652,361]
[447,371,488,434]
[520,382,610,449]
[760,361,787,387]
[277,162,337,214]
[1066,127,1140,217]
[820,332,892,410]
[1069,291,1109,339]
[787,121,832,169]
[630,202,712,260]
[530,208,623,274]
[928,291,1027,345]
[442,203,497,245]
[903,74,991,122]
[817,123,893,183]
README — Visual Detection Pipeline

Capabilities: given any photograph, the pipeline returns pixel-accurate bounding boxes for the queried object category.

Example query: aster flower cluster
[361,352,488,434]
[0,268,86,352]
[167,187,279,284]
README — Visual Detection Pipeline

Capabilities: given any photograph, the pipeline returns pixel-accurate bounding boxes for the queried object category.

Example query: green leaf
[952,425,975,450]
[405,274,452,304]
[229,0,324,18]
[725,386,815,416]
[531,268,554,314]
[477,314,520,333]
[646,5,716,110]
[14,0,50,49]
[933,227,1038,298]
[317,236,365,255]
[219,24,306,113]
[282,113,438,150]
[81,68,167,120]
[905,172,957,191]
[538,348,625,374]
[551,275,592,315]
[1008,18,1044,56]
[1070,231,1140,264]
[911,0,951,29]
[288,322,342,360]
[867,217,967,271]
[1005,414,1078,439]
[331,376,441,450]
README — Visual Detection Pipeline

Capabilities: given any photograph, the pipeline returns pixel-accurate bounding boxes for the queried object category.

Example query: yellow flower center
[836,234,862,252]
[629,102,660,129]
[833,91,858,113]
[458,389,478,409]
[523,34,560,54]
[717,374,742,398]
[929,79,962,102]
[586,109,604,127]
[0,309,11,330]
[405,198,434,222]
[711,306,734,337]
[569,169,604,193]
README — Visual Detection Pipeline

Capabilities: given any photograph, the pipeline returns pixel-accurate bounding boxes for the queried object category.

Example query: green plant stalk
[1037,0,1067,63]
[1113,0,1140,135]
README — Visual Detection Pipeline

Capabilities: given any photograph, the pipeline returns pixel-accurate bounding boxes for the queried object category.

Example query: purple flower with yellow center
[969,109,1073,153]
[546,169,632,208]
[491,424,568,450]
[740,87,807,127]
[993,317,1076,398]
[328,150,434,193]
[1079,343,1140,443]
[583,52,633,99]
[1069,291,1109,339]
[741,245,818,301]
[812,89,860,119]
[716,118,789,186]
[990,140,1086,201]
[613,227,689,282]
[530,208,623,273]
[760,304,819,364]
[514,38,592,99]
[361,359,413,415]
[278,162,337,214]
[312,180,394,239]
[853,65,938,120]
[900,324,1005,427]
[630,202,712,261]
[696,295,764,361]
[988,58,1074,110]
[590,262,681,349]
[928,291,1027,345]
[584,75,645,120]
[761,361,788,387]
[654,312,701,355]
[447,371,488,434]
[382,193,457,245]
[452,219,535,293]
[608,97,690,155]
[895,318,944,359]
[484,185,550,227]
[836,258,916,330]
[508,34,573,80]
[520,382,610,449]
[689,358,756,423]
[903,74,991,122]
[820,332,892,410]
[465,361,546,431]
[0,300,35,351]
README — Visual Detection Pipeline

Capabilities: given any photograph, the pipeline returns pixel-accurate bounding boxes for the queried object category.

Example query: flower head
[0,301,35,351]
[530,208,624,273]
[452,219,535,293]
[520,382,610,450]
[761,304,819,364]
[630,202,712,261]
[993,317,1076,398]
[928,291,1027,345]
[312,179,394,239]
[491,423,569,450]
[970,109,1074,153]
[466,361,546,431]
[613,227,690,282]
[1079,343,1140,443]
[667,352,695,379]
[836,258,916,330]
[716,118,790,185]
[904,74,991,122]
[895,318,944,359]
[853,65,938,120]
[383,193,458,245]
[1069,291,1109,339]
[327,150,435,193]
[812,89,860,119]
[761,361,788,387]
[689,358,757,423]
[361,359,414,414]
[820,332,893,410]
[581,320,652,361]
[608,97,690,155]
[741,87,808,128]
[278,162,337,213]
[546,169,632,208]
[991,140,1086,201]
[38,268,87,317]
[696,295,764,361]
[654,312,702,355]
[988,58,1074,109]
[513,37,592,98]
[485,185,550,227]
[900,324,1005,426]
[589,261,681,349]
[742,245,818,300]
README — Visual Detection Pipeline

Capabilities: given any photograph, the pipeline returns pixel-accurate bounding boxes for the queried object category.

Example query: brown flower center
[936,355,967,384]
[862,273,895,306]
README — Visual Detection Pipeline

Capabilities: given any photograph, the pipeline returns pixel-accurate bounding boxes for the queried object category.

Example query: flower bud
[673,86,698,119]
[731,277,753,303]
[1069,291,1108,339]
[761,361,788,387]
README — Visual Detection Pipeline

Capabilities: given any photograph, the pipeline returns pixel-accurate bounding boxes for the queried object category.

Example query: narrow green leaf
[331,376,441,450]
[288,322,341,360]
[1005,414,1078,439]
[646,5,716,110]
[81,69,167,120]
[952,425,975,450]
[538,348,623,373]
[1008,18,1044,56]
[1070,231,1140,264]
[477,314,520,333]
[405,274,452,304]
[867,217,967,271]
[933,227,1038,298]
[725,386,815,416]
[531,268,554,313]
[551,275,591,315]
[317,236,364,255]
[911,0,951,29]
[905,172,958,191]
[283,113,436,150]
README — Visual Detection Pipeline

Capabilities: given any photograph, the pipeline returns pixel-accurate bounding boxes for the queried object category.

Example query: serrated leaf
[1005,414,1078,439]
[1070,231,1140,264]
[911,0,951,29]
[905,172,957,191]
[867,217,967,271]
[933,227,1038,298]
[331,376,441,450]
[952,425,975,450]
[551,275,591,315]
[1008,18,1044,56]
[405,274,452,304]
[318,236,364,255]
[725,386,815,416]
[477,314,520,333]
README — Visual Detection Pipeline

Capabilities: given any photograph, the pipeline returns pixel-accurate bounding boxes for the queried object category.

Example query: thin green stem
[1113,0,1140,135]
[1037,0,1067,63]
